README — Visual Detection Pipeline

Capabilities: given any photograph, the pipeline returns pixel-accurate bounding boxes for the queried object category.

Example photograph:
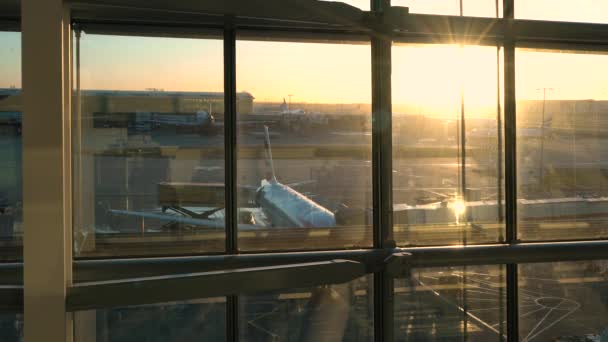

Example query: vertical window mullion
[503,0,519,341]
[372,1,393,341]
[223,16,239,342]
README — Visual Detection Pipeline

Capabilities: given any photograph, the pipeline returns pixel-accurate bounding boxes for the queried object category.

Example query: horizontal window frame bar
[74,13,608,46]
[0,18,19,31]
[10,4,608,43]
[66,239,608,311]
[515,19,608,45]
[401,14,503,40]
[517,40,608,53]
[0,0,19,20]
[72,14,608,56]
[75,20,373,44]
[69,240,608,283]
[405,240,608,267]
[67,259,367,311]
[2,239,608,311]
[73,249,386,283]
[74,21,224,39]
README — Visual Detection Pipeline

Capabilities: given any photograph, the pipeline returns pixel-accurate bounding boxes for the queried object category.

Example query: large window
[0,31,22,261]
[239,276,374,341]
[236,38,372,251]
[73,32,225,257]
[392,44,504,246]
[519,261,608,340]
[516,49,608,241]
[14,1,608,342]
[395,266,506,341]
[0,28,23,341]
[75,300,226,341]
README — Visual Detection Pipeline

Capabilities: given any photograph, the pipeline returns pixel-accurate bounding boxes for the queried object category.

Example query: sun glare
[393,44,501,118]
[449,199,467,224]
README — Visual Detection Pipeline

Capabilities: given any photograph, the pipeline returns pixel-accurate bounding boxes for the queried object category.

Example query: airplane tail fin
[263,125,278,183]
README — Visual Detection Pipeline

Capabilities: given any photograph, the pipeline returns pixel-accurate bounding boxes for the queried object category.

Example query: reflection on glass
[393,0,502,17]
[236,40,372,251]
[515,0,608,24]
[75,299,225,341]
[392,44,504,246]
[73,32,225,257]
[240,275,373,341]
[395,266,506,341]
[517,50,608,241]
[0,31,22,260]
[519,261,608,341]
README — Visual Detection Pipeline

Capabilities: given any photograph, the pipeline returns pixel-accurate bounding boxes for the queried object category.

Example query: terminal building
[0,88,255,116]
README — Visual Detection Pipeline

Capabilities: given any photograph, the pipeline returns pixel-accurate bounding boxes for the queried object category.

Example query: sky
[2,1,608,109]
[0,32,20,89]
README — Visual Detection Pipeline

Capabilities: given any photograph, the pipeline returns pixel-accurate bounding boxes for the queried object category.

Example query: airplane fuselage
[255,181,336,228]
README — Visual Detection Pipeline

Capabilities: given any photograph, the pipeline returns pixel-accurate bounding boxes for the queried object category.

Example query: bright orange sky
[2,2,608,108]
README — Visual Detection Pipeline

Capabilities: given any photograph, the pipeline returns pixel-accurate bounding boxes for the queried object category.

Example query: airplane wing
[109,209,260,231]
[147,119,201,127]
[158,182,258,208]
[285,179,316,188]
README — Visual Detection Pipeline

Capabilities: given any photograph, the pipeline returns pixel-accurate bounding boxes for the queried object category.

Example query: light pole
[537,87,554,189]
[287,94,294,132]
[288,94,293,113]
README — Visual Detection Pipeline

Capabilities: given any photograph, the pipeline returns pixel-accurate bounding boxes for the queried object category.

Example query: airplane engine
[333,206,370,244]
[334,206,369,227]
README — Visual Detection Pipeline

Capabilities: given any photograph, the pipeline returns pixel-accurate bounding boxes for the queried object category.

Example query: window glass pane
[393,0,502,17]
[73,32,225,257]
[392,44,505,246]
[0,31,22,260]
[395,265,506,341]
[515,1,608,24]
[519,261,608,340]
[516,49,608,241]
[75,299,225,341]
[0,313,23,341]
[236,39,372,251]
[239,275,373,341]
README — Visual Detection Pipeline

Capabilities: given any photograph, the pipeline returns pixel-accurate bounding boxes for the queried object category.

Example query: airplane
[106,125,362,232]
[129,110,217,135]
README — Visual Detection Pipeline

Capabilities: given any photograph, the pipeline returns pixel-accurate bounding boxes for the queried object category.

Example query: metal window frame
[5,0,608,341]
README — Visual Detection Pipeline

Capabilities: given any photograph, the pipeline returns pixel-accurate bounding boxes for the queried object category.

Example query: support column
[21,0,73,341]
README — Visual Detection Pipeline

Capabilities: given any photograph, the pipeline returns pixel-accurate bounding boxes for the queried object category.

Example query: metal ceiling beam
[71,0,367,28]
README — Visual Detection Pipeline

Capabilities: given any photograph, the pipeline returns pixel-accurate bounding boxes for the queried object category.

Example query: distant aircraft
[132,110,217,135]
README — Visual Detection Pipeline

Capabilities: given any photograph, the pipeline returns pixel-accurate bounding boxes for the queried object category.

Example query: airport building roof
[0,88,255,100]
